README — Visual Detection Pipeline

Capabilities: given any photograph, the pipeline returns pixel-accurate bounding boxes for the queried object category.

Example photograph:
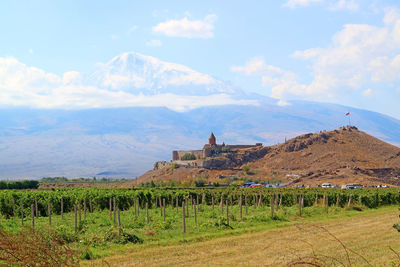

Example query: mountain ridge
[0,101,399,180]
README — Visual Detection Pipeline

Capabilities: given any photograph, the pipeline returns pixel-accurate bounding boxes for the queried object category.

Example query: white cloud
[0,56,256,112]
[232,8,400,104]
[146,39,163,47]
[284,0,359,10]
[362,88,372,96]
[294,8,400,93]
[152,14,217,38]
[231,57,306,102]
[329,0,358,11]
[284,0,322,8]
[277,99,291,106]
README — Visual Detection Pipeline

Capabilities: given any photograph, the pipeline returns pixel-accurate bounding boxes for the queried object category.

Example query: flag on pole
[345,112,351,126]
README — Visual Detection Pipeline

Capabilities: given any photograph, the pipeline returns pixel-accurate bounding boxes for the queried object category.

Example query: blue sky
[1,0,400,119]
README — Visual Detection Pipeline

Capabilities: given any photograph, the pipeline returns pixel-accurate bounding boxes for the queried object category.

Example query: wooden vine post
[48,202,51,226]
[12,198,16,217]
[325,195,329,214]
[186,198,189,216]
[20,199,24,226]
[226,200,229,225]
[78,201,81,225]
[61,197,64,219]
[245,194,248,215]
[270,196,274,217]
[74,205,77,233]
[348,194,353,207]
[194,199,197,224]
[159,197,163,216]
[182,200,186,233]
[89,198,93,213]
[239,195,242,219]
[117,209,121,235]
[113,197,116,225]
[137,198,139,216]
[31,204,35,229]
[298,195,302,217]
[220,195,224,214]
[84,199,87,220]
[163,198,166,222]
[109,198,112,219]
[35,197,38,218]
[146,202,149,224]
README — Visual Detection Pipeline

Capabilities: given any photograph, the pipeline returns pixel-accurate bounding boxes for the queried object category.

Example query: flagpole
[348,114,351,126]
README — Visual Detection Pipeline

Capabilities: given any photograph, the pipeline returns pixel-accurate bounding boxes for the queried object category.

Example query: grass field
[1,192,399,266]
[78,206,400,266]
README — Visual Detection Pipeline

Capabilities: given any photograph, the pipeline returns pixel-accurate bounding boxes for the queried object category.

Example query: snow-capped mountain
[88,52,237,96]
[0,52,399,179]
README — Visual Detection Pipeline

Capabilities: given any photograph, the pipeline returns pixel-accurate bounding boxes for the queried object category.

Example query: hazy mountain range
[0,52,399,179]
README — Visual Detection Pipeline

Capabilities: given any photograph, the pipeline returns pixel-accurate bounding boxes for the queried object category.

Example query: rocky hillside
[123,126,400,187]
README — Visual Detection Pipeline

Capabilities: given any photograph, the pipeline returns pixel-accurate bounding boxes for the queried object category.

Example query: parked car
[342,184,363,189]
[321,183,332,188]
[242,182,257,188]
[249,184,262,188]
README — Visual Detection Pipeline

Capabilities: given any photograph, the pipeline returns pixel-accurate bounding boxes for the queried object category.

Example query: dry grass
[0,228,79,266]
[85,207,400,266]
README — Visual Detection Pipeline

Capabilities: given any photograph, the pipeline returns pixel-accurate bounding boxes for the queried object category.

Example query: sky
[1,0,400,119]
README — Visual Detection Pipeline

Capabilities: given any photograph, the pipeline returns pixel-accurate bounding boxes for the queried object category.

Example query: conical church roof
[208,132,216,145]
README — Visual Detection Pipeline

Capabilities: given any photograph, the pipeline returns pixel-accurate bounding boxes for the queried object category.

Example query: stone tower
[208,132,216,146]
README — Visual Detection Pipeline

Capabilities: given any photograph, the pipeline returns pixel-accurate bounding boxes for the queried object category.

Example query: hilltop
[124,126,400,187]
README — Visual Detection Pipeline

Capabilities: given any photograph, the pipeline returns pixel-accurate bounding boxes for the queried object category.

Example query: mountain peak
[89,51,235,96]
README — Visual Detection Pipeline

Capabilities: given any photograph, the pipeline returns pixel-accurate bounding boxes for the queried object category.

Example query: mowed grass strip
[85,206,400,266]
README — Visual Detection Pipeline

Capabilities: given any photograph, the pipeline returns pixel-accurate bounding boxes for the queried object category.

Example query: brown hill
[123,126,400,187]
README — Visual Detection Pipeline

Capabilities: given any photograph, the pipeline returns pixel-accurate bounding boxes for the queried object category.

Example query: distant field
[85,206,400,266]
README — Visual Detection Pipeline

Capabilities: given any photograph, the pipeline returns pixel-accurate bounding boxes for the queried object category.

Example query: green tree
[242,165,251,174]
[181,153,196,160]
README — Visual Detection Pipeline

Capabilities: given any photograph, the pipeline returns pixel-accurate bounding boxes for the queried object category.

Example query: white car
[321,183,332,188]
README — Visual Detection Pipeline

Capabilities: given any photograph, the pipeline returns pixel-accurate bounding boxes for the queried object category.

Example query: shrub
[181,153,196,160]
[104,229,143,245]
[170,162,178,170]
[242,165,250,174]
[194,179,207,187]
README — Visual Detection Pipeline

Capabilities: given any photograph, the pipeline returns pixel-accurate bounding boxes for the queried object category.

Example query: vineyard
[1,187,400,216]
[0,187,400,263]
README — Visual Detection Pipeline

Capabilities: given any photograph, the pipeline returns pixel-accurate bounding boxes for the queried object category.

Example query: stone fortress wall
[172,150,203,161]
[172,133,262,161]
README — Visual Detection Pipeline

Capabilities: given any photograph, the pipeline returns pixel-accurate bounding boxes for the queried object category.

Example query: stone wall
[172,150,203,161]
